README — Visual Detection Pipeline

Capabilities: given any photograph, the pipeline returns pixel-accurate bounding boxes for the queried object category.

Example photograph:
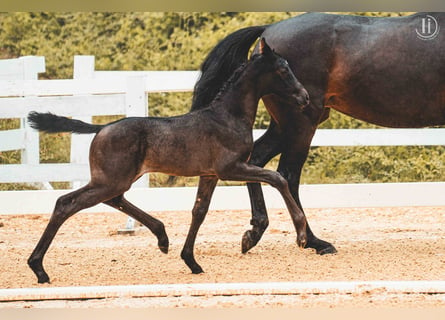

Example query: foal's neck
[214,66,262,128]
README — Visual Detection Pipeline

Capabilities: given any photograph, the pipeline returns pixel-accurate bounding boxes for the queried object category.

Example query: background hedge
[0,12,443,189]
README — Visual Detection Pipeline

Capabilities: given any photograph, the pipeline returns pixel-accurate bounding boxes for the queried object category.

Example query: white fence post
[119,75,150,233]
[125,75,149,188]
[72,55,96,188]
[20,57,44,169]
[0,56,49,189]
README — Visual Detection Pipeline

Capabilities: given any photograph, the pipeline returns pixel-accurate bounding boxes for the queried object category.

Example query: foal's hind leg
[181,176,218,274]
[105,195,169,253]
[28,184,122,283]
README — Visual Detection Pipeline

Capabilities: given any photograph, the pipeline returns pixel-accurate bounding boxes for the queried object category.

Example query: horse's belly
[326,52,445,127]
[325,91,445,128]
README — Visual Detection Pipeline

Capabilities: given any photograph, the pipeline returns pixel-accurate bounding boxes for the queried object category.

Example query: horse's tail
[27,112,104,134]
[191,25,267,111]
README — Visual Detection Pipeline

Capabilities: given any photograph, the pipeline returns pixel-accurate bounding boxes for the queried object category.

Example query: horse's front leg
[259,94,337,255]
[277,150,337,255]
[275,104,337,255]
[181,176,218,274]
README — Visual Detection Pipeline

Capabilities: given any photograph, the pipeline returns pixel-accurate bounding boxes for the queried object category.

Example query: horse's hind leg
[105,195,169,253]
[181,176,218,274]
[28,184,121,284]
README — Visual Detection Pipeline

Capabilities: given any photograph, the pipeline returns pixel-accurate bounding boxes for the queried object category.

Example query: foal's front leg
[181,176,218,274]
[244,122,283,253]
[218,163,307,248]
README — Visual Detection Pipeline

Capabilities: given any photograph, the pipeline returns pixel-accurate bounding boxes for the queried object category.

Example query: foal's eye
[280,60,290,67]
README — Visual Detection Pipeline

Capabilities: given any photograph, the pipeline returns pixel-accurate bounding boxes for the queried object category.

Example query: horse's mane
[190,26,266,111]
[207,61,248,106]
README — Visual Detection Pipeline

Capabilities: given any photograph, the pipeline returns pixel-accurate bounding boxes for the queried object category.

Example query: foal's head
[253,38,309,108]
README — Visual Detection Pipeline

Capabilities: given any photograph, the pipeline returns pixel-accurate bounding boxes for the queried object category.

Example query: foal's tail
[27,112,104,134]
[191,25,267,111]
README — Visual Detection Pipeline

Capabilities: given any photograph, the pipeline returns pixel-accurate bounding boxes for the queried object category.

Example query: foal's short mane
[208,61,248,106]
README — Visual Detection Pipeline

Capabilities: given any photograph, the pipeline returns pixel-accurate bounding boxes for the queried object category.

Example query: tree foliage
[0,12,295,77]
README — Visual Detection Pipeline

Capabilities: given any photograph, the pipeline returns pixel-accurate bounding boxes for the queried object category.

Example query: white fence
[0,55,199,188]
[0,56,444,215]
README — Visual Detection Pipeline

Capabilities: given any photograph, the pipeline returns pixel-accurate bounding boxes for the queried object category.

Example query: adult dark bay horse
[191,12,445,255]
[27,39,310,284]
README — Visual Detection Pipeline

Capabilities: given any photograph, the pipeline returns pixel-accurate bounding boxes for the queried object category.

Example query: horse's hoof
[241,230,256,254]
[29,260,50,284]
[296,234,307,249]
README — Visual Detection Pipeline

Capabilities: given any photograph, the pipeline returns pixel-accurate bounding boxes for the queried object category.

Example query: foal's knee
[52,189,89,221]
[53,194,76,217]
[271,171,290,191]
[152,220,167,237]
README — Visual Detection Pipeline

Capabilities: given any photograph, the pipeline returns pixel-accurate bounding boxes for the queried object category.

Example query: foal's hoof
[37,273,50,284]
[191,266,204,274]
[158,237,169,254]
[315,244,337,255]
[304,237,337,255]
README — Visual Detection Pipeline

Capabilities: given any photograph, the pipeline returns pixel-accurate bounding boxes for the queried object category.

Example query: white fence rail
[0,55,200,187]
[0,56,444,215]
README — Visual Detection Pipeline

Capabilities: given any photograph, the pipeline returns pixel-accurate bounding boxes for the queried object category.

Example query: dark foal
[27,38,310,284]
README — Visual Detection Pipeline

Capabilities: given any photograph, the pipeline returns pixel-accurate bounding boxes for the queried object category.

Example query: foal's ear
[259,37,273,56]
